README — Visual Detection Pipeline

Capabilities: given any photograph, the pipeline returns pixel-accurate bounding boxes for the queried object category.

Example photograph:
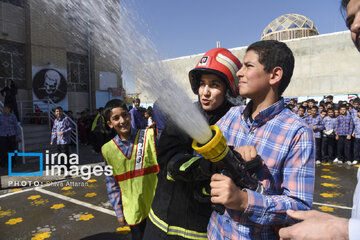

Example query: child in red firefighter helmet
[143,48,242,240]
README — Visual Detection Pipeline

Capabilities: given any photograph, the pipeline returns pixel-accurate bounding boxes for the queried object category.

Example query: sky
[121,0,349,93]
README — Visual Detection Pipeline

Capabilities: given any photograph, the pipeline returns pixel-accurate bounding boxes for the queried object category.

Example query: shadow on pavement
[80,232,131,240]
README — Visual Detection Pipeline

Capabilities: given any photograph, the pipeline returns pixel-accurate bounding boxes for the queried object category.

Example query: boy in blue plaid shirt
[335,105,354,164]
[207,40,315,240]
[322,108,337,163]
[349,98,360,120]
[50,106,72,171]
[306,105,324,163]
[297,106,306,120]
[352,109,360,165]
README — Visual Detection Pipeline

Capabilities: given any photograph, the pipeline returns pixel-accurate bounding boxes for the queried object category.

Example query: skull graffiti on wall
[44,70,61,95]
[33,68,67,103]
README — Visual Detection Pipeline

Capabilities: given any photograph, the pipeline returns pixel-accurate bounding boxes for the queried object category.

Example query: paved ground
[0,148,358,239]
[0,144,132,240]
[313,162,358,218]
[0,175,131,240]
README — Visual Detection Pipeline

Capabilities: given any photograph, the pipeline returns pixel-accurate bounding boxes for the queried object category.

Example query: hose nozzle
[192,125,229,162]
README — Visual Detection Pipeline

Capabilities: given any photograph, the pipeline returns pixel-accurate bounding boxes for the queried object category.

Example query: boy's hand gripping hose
[192,125,265,214]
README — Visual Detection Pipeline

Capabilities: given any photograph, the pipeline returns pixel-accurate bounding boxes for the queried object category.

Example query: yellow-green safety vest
[102,128,159,225]
[91,113,105,133]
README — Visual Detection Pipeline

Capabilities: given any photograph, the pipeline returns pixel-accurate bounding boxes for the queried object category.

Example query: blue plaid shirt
[0,112,18,137]
[323,116,336,134]
[335,114,354,136]
[353,117,360,138]
[207,98,315,240]
[305,114,324,138]
[51,115,72,144]
[349,108,358,120]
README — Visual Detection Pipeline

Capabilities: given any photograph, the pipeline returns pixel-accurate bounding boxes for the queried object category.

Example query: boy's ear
[269,66,283,86]
[107,120,113,128]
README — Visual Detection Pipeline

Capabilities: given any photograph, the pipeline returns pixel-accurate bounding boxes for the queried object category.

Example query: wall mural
[32,69,67,103]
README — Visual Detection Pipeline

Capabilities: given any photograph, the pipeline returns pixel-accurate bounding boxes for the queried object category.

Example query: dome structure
[261,14,319,41]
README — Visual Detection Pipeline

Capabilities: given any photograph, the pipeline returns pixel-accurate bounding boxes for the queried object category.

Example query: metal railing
[0,101,25,164]
[17,99,79,158]
[2,99,79,164]
[18,123,25,164]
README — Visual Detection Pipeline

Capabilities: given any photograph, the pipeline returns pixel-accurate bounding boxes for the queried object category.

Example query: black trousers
[0,135,17,168]
[315,138,322,161]
[354,138,360,162]
[93,131,105,153]
[337,136,352,162]
[322,135,335,162]
[57,144,70,169]
[130,219,147,240]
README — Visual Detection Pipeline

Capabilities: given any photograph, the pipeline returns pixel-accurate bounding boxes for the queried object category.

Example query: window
[67,52,89,92]
[0,40,25,89]
[289,23,298,29]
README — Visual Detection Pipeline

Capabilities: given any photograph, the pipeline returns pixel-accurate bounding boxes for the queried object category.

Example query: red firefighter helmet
[189,48,242,97]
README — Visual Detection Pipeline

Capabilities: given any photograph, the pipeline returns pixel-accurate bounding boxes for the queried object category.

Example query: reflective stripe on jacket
[149,208,208,240]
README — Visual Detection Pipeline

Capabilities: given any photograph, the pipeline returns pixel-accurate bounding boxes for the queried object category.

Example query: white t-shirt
[147,117,153,127]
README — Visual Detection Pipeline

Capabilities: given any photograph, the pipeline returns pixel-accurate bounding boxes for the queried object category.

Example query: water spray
[39,0,212,145]
[37,2,264,212]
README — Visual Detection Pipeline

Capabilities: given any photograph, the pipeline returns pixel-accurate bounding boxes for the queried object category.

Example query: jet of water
[38,0,212,144]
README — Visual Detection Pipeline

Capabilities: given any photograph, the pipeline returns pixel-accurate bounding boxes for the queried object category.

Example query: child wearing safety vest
[102,99,159,240]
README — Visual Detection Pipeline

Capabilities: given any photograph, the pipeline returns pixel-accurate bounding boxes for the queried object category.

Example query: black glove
[166,153,217,182]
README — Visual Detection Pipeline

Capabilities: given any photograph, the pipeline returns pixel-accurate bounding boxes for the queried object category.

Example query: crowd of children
[285,95,360,165]
[39,36,356,239]
[71,101,156,155]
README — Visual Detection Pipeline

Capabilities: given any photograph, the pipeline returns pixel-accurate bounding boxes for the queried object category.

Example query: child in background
[306,105,324,163]
[50,106,72,171]
[301,101,308,108]
[91,107,106,153]
[144,110,156,129]
[298,106,306,119]
[334,107,340,159]
[320,110,327,119]
[335,105,354,164]
[308,99,316,109]
[102,99,159,240]
[352,109,360,165]
[322,108,337,163]
[325,102,333,111]
[306,107,312,117]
